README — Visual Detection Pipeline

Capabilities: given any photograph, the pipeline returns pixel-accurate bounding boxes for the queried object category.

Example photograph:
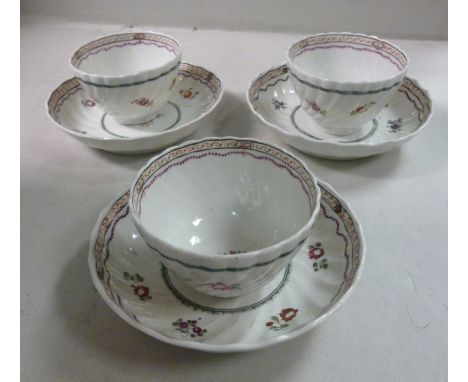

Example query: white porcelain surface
[287,33,408,136]
[47,63,223,154]
[248,64,432,160]
[24,22,447,381]
[70,32,182,124]
[129,137,321,297]
[90,180,364,352]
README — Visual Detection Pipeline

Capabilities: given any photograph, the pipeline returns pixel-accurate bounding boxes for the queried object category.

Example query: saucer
[248,64,432,160]
[47,63,223,154]
[89,180,365,352]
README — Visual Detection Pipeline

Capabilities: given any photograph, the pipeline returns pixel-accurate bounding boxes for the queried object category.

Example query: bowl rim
[129,136,322,263]
[246,63,433,150]
[286,32,409,88]
[69,31,182,82]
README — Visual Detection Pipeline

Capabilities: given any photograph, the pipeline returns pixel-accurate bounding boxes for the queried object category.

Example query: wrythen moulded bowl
[129,137,321,297]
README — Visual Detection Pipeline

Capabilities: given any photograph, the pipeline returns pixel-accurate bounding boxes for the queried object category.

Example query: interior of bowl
[289,33,407,83]
[71,32,180,77]
[133,139,316,255]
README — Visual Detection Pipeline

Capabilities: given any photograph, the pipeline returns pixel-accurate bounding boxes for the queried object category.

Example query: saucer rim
[46,62,224,143]
[88,179,366,353]
[247,63,433,150]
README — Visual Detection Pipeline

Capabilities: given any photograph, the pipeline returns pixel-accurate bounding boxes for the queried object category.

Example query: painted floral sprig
[173,318,207,337]
[265,308,298,331]
[308,242,329,272]
[351,101,376,116]
[179,88,199,100]
[307,100,327,116]
[123,271,152,301]
[132,97,154,107]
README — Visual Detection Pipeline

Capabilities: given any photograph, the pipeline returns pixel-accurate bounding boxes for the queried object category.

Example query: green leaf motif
[123,271,146,282]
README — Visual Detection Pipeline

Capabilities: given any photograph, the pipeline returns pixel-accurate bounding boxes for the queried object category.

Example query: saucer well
[89,180,365,352]
[47,63,223,154]
[248,64,432,160]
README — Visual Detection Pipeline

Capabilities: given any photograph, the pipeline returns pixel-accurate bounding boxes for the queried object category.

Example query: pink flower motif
[179,88,199,99]
[309,248,324,259]
[308,242,325,260]
[178,322,188,329]
[280,308,298,322]
[131,285,151,300]
[306,100,327,115]
[123,272,152,301]
[350,101,376,116]
[308,243,329,271]
[172,318,207,338]
[266,307,299,331]
[311,101,321,112]
[192,326,206,336]
[132,97,153,107]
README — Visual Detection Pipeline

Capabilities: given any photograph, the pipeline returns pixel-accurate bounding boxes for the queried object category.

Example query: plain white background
[21,0,447,39]
[20,1,448,381]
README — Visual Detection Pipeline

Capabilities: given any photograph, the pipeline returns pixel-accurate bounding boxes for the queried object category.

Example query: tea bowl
[70,32,182,125]
[287,32,408,136]
[129,137,321,297]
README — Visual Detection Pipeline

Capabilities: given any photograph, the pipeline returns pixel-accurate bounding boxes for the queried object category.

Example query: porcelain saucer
[248,64,432,160]
[89,180,365,352]
[47,63,223,154]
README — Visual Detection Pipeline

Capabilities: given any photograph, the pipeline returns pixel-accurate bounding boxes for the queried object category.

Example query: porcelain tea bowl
[70,32,182,125]
[287,32,408,136]
[129,137,321,298]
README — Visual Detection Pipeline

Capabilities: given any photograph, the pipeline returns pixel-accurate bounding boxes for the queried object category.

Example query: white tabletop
[21,18,447,382]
